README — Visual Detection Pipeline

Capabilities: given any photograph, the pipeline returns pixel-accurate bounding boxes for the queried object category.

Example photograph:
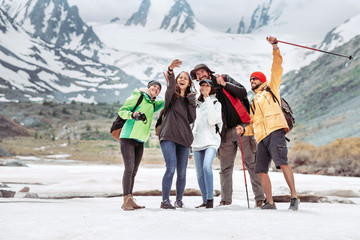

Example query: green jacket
[118,89,164,142]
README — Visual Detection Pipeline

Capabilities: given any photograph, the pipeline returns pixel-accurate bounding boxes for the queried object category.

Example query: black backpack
[110,94,144,141]
[251,86,295,136]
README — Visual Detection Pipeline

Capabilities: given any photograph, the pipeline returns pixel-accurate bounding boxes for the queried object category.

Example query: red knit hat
[250,72,266,83]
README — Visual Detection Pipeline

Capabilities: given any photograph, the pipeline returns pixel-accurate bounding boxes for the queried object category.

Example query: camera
[134,112,147,123]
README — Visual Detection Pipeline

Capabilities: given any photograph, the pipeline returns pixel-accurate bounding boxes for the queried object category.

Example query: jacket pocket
[264,111,284,128]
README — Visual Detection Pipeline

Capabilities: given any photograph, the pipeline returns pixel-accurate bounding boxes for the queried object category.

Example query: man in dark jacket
[190,64,265,207]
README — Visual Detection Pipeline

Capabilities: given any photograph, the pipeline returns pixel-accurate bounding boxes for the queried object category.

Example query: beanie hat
[190,64,215,80]
[147,80,162,90]
[250,72,267,83]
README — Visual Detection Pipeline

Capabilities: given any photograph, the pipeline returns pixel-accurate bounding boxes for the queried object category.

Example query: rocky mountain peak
[161,0,195,32]
[125,0,196,32]
[2,0,102,58]
[236,0,272,34]
[125,0,150,27]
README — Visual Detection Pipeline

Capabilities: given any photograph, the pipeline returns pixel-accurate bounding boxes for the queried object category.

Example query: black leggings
[120,138,144,195]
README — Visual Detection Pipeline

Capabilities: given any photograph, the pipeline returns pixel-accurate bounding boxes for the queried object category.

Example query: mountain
[125,0,198,32]
[0,5,144,104]
[2,0,102,59]
[281,34,360,146]
[237,0,272,34]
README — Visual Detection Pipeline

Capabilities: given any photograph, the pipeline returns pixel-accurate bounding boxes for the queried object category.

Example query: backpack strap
[250,99,256,115]
[264,86,280,106]
[133,93,144,112]
[221,75,251,123]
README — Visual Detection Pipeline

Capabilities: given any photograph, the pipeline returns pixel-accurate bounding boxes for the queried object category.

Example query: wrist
[168,67,173,72]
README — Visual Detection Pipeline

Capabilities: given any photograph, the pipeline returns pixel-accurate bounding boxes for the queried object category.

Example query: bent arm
[223,75,247,99]
[118,91,141,119]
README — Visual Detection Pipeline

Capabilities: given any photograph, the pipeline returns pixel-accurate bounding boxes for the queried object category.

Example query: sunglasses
[250,77,259,81]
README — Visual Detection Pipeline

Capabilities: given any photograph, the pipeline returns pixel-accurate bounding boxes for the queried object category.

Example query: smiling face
[176,72,190,91]
[195,68,210,81]
[148,84,161,98]
[250,76,263,91]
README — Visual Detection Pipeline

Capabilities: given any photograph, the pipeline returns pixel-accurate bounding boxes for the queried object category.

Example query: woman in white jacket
[192,79,222,208]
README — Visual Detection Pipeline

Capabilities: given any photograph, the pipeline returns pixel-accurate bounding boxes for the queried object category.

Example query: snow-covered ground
[1,158,360,240]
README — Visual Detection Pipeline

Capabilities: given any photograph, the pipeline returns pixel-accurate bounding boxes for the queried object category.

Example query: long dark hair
[172,71,195,100]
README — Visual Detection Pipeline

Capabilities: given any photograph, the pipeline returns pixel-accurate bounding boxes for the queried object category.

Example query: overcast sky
[67,0,264,31]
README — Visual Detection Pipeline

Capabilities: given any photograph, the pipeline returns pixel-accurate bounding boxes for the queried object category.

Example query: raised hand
[168,59,182,71]
[266,36,279,50]
[266,36,278,44]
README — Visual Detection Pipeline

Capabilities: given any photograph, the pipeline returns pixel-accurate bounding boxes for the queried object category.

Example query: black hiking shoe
[206,199,213,208]
[174,199,184,208]
[289,197,300,211]
[160,199,176,210]
[195,203,206,208]
[261,201,277,210]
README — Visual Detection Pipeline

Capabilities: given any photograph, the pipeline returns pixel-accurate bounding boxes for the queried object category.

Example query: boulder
[0,190,16,198]
[19,186,30,193]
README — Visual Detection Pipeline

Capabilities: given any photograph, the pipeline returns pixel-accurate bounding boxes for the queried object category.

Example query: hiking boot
[121,194,134,211]
[160,199,176,210]
[174,199,185,208]
[289,197,300,211]
[255,200,264,208]
[206,199,213,208]
[128,195,145,209]
[195,203,206,208]
[218,201,231,206]
[261,201,277,210]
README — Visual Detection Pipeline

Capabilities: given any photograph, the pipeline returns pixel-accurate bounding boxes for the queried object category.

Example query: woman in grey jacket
[159,59,197,209]
[192,79,222,208]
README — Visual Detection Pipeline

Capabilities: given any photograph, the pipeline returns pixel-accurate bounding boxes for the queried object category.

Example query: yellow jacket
[245,49,289,143]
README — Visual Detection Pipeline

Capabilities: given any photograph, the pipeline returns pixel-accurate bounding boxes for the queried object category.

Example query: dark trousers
[120,138,144,195]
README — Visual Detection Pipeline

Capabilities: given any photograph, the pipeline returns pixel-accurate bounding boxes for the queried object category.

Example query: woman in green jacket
[118,81,164,210]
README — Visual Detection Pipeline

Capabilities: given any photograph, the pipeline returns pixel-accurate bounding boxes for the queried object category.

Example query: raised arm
[266,36,283,100]
[164,59,182,110]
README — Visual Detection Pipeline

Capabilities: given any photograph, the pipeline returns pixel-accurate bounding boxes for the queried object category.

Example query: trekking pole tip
[349,55,353,60]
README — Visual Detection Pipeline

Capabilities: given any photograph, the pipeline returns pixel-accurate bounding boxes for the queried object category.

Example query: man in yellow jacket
[237,36,300,211]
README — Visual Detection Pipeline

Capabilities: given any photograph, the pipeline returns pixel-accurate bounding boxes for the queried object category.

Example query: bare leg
[259,172,273,204]
[280,165,297,198]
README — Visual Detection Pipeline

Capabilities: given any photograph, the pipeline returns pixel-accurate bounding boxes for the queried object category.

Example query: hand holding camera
[132,112,147,123]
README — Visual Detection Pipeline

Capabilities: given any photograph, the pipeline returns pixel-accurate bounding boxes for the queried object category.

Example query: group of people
[117,36,300,211]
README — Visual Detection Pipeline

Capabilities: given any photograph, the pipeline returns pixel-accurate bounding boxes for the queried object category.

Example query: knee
[164,165,176,176]
[177,168,187,180]
[203,165,213,175]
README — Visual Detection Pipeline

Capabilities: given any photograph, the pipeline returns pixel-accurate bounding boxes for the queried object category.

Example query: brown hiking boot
[121,194,134,211]
[255,200,264,208]
[128,195,145,209]
[218,201,231,206]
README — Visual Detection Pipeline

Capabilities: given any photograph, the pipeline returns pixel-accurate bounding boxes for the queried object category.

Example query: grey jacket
[159,72,196,148]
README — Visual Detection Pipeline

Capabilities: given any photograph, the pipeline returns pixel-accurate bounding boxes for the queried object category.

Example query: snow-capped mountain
[2,0,102,59]
[0,6,143,104]
[318,15,360,53]
[125,0,199,32]
[236,0,272,34]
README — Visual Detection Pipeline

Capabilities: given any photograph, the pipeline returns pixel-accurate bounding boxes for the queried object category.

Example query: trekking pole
[239,135,250,209]
[276,39,353,60]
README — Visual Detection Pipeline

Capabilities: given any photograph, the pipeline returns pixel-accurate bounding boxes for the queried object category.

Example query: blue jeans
[193,147,216,203]
[160,140,190,201]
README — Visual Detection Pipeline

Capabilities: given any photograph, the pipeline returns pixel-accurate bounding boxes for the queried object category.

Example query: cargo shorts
[255,129,288,173]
